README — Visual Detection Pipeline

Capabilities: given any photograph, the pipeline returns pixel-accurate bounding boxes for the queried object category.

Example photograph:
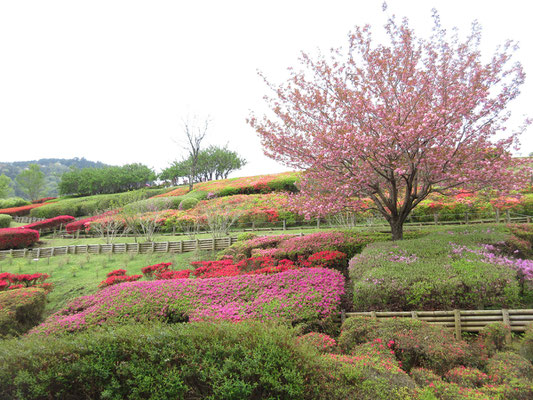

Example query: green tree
[0,174,13,198]
[15,164,45,201]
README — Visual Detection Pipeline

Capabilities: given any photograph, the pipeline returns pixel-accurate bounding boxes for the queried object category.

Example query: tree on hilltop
[250,9,531,240]
[16,164,45,201]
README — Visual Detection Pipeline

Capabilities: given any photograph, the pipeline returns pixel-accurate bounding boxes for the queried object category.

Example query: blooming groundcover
[31,268,345,335]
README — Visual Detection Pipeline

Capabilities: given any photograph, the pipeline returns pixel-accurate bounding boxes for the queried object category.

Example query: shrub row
[0,197,30,209]
[0,228,40,250]
[29,188,168,219]
[21,215,75,231]
[0,214,12,228]
[0,203,43,217]
[31,197,56,204]
[30,268,344,335]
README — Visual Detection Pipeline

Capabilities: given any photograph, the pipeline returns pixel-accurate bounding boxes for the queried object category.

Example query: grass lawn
[0,250,218,316]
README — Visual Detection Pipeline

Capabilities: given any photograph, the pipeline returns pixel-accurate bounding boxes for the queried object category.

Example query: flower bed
[0,203,44,217]
[21,215,75,231]
[31,197,57,204]
[156,171,299,198]
[0,272,51,292]
[30,268,345,335]
[65,211,117,233]
[0,228,40,250]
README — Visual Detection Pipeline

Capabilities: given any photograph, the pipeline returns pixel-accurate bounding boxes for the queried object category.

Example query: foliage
[0,228,40,250]
[485,351,533,383]
[519,323,533,363]
[179,197,199,210]
[0,321,335,400]
[0,214,11,229]
[21,215,75,231]
[31,187,166,219]
[98,269,142,288]
[0,272,51,291]
[478,322,512,356]
[15,164,46,201]
[296,332,337,353]
[350,226,527,310]
[0,174,13,198]
[0,203,44,217]
[0,197,30,209]
[161,145,247,185]
[158,171,299,198]
[59,163,156,196]
[250,10,530,240]
[339,317,470,374]
[0,287,47,337]
[30,268,344,335]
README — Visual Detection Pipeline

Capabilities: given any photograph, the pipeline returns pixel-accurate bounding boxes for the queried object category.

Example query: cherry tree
[250,11,530,240]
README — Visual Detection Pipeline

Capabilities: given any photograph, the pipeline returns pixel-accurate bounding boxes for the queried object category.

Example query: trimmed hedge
[349,226,526,311]
[0,214,12,228]
[0,228,40,250]
[21,215,75,231]
[0,197,30,209]
[0,287,47,337]
[0,204,43,217]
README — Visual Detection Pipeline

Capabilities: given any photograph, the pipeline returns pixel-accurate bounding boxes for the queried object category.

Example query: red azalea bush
[22,215,75,231]
[0,204,44,217]
[143,252,342,282]
[0,228,40,250]
[307,250,348,270]
[98,272,142,288]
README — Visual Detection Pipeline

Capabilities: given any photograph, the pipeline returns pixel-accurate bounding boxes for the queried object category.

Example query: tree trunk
[390,217,404,241]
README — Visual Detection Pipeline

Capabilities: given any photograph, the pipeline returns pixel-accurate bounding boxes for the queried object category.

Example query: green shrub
[217,186,240,197]
[236,232,258,242]
[478,322,511,356]
[179,197,199,210]
[0,214,12,228]
[323,341,417,399]
[0,288,46,338]
[519,323,533,362]
[339,317,470,374]
[0,197,30,209]
[444,366,498,388]
[0,321,331,400]
[267,174,299,193]
[486,351,533,383]
[350,227,523,311]
[410,367,442,386]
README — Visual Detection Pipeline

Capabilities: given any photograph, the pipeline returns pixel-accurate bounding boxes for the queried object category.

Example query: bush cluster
[0,204,44,217]
[21,215,75,231]
[0,214,12,228]
[30,188,167,219]
[0,197,30,209]
[0,287,47,337]
[349,227,526,310]
[0,228,40,250]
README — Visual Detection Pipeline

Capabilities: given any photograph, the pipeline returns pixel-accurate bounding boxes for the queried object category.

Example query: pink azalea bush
[30,268,344,335]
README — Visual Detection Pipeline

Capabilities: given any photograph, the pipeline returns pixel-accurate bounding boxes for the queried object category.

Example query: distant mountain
[0,158,111,198]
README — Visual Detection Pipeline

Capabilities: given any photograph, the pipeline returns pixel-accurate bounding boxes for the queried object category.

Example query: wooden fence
[12,216,46,224]
[342,309,533,338]
[0,237,238,260]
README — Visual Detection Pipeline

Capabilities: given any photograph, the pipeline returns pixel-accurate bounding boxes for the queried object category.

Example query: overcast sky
[1,0,531,177]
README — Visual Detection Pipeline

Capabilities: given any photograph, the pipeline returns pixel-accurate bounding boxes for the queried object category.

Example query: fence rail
[0,237,238,260]
[342,309,533,338]
[12,216,46,224]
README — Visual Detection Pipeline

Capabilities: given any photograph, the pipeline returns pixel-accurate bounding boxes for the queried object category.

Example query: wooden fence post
[495,209,500,223]
[505,210,511,223]
[454,309,462,339]
[283,220,286,231]
[502,309,512,342]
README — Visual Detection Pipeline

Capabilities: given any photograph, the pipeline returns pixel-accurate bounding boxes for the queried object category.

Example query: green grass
[0,250,217,317]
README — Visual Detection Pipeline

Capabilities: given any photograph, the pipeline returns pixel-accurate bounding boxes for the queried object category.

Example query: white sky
[1,0,531,177]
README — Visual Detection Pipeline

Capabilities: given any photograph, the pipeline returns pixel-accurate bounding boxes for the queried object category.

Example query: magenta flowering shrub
[30,268,345,335]
[296,332,337,353]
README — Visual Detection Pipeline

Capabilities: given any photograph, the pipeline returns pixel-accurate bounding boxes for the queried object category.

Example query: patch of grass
[0,250,218,316]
